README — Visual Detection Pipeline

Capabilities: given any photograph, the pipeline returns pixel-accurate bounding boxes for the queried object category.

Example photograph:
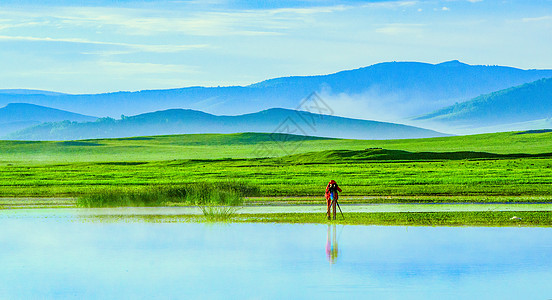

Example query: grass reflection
[75,211,552,226]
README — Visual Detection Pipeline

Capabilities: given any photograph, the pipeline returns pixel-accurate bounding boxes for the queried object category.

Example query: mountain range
[2,60,552,140]
[2,60,551,121]
[4,107,447,141]
[0,89,67,96]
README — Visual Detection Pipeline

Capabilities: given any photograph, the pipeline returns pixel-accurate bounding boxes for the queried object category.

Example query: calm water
[1,210,552,299]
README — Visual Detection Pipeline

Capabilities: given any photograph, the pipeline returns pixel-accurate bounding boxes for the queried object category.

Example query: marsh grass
[200,206,241,222]
[77,211,552,226]
[76,182,258,207]
[230,211,552,226]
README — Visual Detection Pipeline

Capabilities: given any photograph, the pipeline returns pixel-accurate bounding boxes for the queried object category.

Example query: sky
[0,0,551,94]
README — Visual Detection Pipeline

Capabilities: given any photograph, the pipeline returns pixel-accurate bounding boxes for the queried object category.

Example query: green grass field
[1,131,552,202]
[2,130,552,164]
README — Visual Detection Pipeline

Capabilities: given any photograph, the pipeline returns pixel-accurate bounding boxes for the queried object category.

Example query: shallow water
[3,202,552,217]
[1,210,552,299]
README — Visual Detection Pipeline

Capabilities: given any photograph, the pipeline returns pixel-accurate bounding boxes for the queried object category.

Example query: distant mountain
[414,78,552,129]
[0,89,66,96]
[1,61,551,120]
[0,103,97,137]
[5,108,448,141]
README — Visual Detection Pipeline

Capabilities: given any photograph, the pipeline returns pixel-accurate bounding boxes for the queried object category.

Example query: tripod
[328,192,344,220]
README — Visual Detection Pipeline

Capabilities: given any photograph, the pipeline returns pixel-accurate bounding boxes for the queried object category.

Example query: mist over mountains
[5,108,447,141]
[1,60,551,121]
[416,78,552,133]
[2,60,552,140]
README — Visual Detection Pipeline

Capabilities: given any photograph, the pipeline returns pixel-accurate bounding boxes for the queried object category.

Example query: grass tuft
[200,206,241,222]
[76,182,258,207]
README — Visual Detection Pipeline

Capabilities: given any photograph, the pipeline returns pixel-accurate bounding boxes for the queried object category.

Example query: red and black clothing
[325,180,342,220]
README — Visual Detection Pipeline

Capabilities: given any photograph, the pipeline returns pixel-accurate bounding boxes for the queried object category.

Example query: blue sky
[0,0,551,93]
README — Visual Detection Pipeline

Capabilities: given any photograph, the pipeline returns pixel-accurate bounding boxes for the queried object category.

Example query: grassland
[235,211,552,226]
[1,131,552,204]
[2,130,552,164]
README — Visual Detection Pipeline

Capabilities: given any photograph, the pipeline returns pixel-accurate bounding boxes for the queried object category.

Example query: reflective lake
[1,210,552,299]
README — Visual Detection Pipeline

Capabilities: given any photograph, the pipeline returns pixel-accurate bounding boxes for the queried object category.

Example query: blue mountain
[5,108,448,141]
[1,61,550,120]
[0,103,97,137]
[0,89,66,96]
[415,78,552,128]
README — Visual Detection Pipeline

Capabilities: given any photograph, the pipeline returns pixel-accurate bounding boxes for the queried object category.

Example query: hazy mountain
[0,89,66,96]
[1,61,551,121]
[414,78,552,129]
[5,108,447,141]
[0,103,97,137]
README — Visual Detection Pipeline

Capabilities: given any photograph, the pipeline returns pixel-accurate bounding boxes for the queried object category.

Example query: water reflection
[326,224,339,264]
[2,212,552,299]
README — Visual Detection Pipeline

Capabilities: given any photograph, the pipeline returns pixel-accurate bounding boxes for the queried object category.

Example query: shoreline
[2,202,552,227]
[3,199,552,212]
[3,196,552,209]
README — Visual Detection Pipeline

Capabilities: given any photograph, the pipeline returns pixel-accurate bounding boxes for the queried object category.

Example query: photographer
[325,180,342,220]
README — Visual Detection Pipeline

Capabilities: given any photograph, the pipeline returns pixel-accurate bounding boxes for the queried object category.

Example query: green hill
[416,78,552,127]
[278,148,552,164]
[1,130,552,164]
[2,131,552,198]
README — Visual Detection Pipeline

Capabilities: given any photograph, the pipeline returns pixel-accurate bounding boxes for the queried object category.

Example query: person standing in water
[325,180,342,220]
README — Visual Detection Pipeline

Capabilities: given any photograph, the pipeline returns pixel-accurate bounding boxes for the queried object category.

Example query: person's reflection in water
[326,224,339,264]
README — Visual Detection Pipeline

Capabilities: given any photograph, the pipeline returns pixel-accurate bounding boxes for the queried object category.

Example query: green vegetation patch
[2,154,552,199]
[77,182,259,208]
[3,130,552,164]
[235,211,552,226]
[2,131,552,201]
[57,141,104,147]
[78,211,552,227]
[278,148,552,163]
